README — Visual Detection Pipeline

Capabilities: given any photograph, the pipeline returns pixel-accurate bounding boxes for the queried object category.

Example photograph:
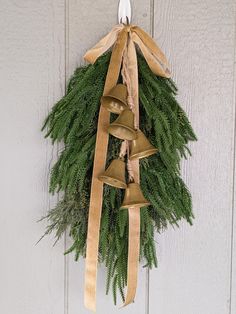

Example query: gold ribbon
[122,31,140,307]
[84,24,170,312]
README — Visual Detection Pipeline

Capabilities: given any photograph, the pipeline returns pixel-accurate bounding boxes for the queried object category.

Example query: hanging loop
[118,0,131,24]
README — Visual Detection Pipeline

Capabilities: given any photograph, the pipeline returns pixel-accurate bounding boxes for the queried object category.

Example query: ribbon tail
[84,24,124,64]
[123,207,141,306]
[131,26,171,78]
[123,32,141,307]
[126,33,140,182]
[84,28,128,312]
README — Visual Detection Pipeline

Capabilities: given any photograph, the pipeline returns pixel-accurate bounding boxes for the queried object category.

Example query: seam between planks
[145,268,150,314]
[150,0,154,38]
[64,0,70,314]
[229,5,236,314]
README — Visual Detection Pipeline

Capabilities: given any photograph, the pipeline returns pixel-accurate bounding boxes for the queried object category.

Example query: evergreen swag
[41,51,197,304]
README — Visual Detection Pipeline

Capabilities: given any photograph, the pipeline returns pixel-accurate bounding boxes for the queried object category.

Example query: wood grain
[150,1,236,314]
[66,1,151,313]
[0,1,65,314]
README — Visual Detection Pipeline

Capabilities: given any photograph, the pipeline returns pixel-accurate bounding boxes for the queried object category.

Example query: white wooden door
[0,1,235,314]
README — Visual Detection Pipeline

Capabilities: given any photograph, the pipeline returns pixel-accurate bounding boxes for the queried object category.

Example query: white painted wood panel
[150,1,236,314]
[232,173,236,313]
[232,45,236,313]
[1,1,236,314]
[0,1,65,314]
[66,1,151,313]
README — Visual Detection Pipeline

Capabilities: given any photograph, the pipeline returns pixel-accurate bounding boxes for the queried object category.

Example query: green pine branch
[41,51,197,303]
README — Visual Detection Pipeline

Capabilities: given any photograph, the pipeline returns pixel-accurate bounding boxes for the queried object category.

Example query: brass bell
[130,130,158,160]
[98,158,127,189]
[121,183,150,208]
[101,84,128,114]
[108,109,137,140]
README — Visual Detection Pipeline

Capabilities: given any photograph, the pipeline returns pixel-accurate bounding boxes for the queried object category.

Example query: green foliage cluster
[41,51,197,304]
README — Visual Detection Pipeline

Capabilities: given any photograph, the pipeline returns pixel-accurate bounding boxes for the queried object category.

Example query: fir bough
[41,51,197,304]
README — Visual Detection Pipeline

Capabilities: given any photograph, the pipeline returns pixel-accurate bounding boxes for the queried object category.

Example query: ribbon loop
[131,26,170,77]
[84,24,124,64]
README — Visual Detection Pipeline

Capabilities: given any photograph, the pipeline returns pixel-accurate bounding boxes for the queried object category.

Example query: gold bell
[98,158,127,189]
[108,109,137,140]
[130,130,158,160]
[121,183,150,208]
[101,84,128,114]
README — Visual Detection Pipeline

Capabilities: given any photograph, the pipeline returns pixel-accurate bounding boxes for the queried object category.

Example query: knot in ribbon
[84,24,171,78]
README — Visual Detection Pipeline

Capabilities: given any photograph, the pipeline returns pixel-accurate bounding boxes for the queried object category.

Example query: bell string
[119,140,128,158]
[121,38,138,130]
[126,141,134,182]
[121,42,132,105]
[127,158,134,182]
[127,95,134,109]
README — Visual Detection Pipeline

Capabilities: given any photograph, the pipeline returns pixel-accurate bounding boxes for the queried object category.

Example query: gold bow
[83,24,170,312]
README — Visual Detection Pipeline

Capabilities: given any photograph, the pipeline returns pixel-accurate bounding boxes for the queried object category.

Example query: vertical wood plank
[0,1,65,314]
[150,1,236,314]
[66,1,151,313]
[232,165,236,312]
[231,18,236,313]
